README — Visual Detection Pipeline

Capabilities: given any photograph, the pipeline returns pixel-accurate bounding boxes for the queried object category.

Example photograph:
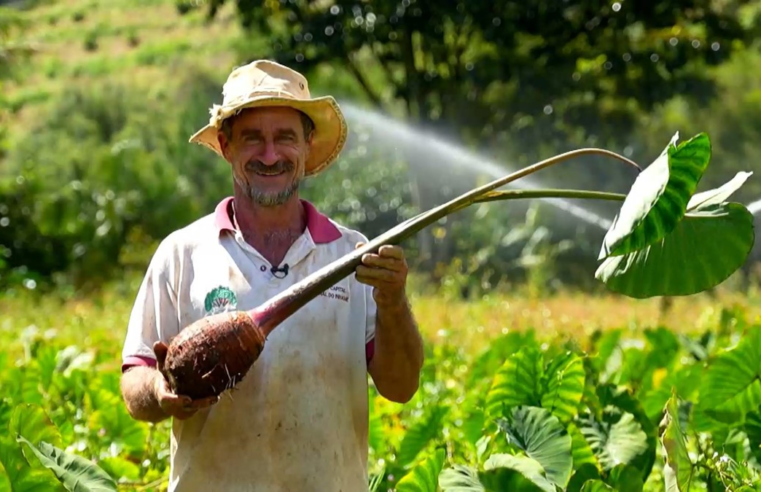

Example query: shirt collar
[213,196,342,244]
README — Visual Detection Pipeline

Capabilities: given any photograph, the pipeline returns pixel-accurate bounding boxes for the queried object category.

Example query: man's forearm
[369,293,424,403]
[120,366,169,423]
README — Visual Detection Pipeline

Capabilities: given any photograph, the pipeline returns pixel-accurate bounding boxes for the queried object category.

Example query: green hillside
[4,0,251,135]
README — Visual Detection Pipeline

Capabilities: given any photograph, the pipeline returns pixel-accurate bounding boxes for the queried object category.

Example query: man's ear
[217,131,231,161]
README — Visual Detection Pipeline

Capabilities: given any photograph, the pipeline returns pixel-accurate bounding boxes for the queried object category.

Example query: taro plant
[386,323,761,491]
[0,403,118,491]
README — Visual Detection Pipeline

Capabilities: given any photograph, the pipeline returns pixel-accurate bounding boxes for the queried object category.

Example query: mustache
[245,160,295,175]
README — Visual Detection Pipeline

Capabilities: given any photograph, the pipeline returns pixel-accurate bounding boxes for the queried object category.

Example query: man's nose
[257,140,280,166]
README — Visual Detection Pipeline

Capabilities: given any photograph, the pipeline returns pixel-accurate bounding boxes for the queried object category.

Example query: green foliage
[596,133,755,298]
[599,133,712,259]
[2,281,761,490]
[0,404,116,491]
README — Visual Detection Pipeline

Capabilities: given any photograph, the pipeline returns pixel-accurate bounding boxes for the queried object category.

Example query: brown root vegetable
[161,311,266,400]
[160,147,640,400]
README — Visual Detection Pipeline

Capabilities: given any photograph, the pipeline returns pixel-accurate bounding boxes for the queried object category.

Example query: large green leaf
[596,171,754,298]
[0,404,67,492]
[395,448,446,492]
[541,352,586,423]
[486,348,584,424]
[482,454,554,492]
[567,464,601,492]
[580,480,615,492]
[397,405,449,467]
[744,407,761,464]
[608,464,644,492]
[10,405,63,451]
[577,408,649,472]
[0,434,65,492]
[659,392,693,492]
[485,347,542,418]
[599,132,711,259]
[698,325,761,425]
[496,406,573,488]
[439,465,484,491]
[438,463,545,492]
[568,423,599,472]
[596,385,657,477]
[16,437,117,492]
[86,389,148,458]
[640,364,703,422]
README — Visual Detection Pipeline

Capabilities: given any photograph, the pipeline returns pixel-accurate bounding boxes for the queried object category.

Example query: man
[119,60,424,491]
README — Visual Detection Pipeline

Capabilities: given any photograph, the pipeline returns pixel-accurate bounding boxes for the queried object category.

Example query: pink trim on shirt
[366,338,375,363]
[213,197,342,244]
[121,355,157,373]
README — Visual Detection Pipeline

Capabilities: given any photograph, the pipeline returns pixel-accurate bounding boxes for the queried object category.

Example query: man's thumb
[153,341,168,368]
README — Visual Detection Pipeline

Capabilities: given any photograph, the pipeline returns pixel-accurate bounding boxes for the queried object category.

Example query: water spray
[340,103,620,230]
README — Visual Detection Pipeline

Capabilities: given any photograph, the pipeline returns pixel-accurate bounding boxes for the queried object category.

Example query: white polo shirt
[121,197,377,492]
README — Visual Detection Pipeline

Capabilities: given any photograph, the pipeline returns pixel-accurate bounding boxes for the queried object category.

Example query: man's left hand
[355,243,408,306]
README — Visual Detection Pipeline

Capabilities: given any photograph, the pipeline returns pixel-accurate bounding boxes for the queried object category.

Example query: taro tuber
[161,311,266,400]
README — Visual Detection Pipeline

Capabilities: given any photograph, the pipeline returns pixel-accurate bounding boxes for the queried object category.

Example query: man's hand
[152,341,219,421]
[355,242,423,403]
[355,243,408,306]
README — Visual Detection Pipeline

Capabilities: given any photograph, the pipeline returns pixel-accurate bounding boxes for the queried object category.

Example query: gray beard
[236,175,301,207]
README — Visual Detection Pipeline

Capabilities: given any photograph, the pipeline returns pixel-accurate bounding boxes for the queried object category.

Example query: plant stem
[472,189,626,204]
[251,148,639,335]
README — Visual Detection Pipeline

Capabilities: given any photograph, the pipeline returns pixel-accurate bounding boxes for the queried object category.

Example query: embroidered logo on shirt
[204,286,238,315]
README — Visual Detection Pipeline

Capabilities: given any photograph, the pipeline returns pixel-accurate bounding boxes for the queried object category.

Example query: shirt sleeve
[121,237,182,372]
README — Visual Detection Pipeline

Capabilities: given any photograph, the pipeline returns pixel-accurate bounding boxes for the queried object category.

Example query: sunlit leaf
[660,391,693,492]
[496,406,572,488]
[698,325,761,425]
[17,437,117,492]
[368,394,384,452]
[397,405,448,468]
[568,423,599,472]
[485,347,542,418]
[388,448,445,492]
[596,384,657,477]
[566,464,600,492]
[10,404,63,451]
[580,479,615,492]
[95,457,141,483]
[577,408,649,472]
[87,390,148,458]
[599,132,711,259]
[597,171,755,298]
[439,465,484,492]
[483,454,554,492]
[541,352,586,423]
[608,463,644,492]
[438,461,547,492]
[0,433,65,492]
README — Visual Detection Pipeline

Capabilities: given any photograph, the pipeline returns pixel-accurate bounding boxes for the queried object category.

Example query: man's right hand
[152,341,219,420]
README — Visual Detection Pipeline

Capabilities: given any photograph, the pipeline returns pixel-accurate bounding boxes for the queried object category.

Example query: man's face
[218,106,313,207]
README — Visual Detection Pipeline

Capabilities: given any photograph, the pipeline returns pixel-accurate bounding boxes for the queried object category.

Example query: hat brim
[189,95,348,176]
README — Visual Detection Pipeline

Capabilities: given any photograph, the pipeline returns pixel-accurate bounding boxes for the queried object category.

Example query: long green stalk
[473,189,627,204]
[251,149,639,334]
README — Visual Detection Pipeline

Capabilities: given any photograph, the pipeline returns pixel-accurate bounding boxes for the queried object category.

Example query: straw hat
[189,60,348,176]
